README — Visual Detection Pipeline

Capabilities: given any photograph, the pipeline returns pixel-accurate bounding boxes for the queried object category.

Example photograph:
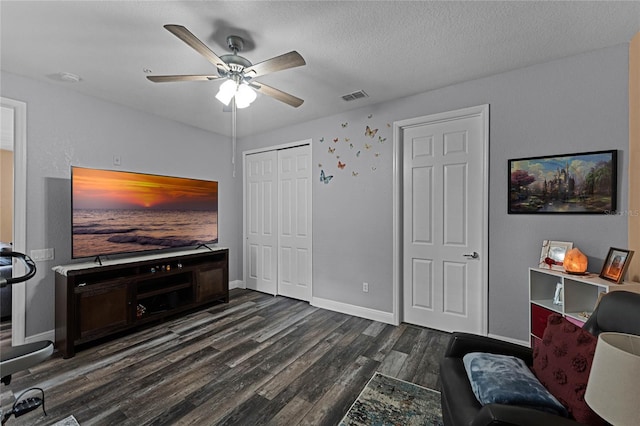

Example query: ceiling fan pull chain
[231,99,237,178]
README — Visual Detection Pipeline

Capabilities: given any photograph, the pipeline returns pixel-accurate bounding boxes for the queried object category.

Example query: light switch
[30,248,54,261]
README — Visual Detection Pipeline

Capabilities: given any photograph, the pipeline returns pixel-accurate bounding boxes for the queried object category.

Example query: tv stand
[54,248,228,358]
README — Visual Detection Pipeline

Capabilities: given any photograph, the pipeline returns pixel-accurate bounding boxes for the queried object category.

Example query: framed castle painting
[509,150,617,214]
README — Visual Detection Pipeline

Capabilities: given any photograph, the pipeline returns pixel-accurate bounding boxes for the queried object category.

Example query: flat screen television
[71,166,218,259]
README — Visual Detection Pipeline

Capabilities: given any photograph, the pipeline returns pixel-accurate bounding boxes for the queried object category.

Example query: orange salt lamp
[564,248,588,274]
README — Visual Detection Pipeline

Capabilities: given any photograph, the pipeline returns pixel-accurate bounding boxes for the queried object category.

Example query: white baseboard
[25,329,55,345]
[487,333,530,348]
[229,280,245,290]
[311,296,395,324]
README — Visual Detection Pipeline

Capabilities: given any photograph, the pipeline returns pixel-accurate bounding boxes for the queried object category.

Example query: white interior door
[401,105,488,334]
[277,145,312,301]
[246,150,278,295]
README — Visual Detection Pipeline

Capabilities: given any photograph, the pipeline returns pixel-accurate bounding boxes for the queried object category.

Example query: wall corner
[629,32,640,282]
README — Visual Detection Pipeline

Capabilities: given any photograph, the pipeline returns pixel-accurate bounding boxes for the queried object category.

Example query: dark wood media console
[54,248,228,358]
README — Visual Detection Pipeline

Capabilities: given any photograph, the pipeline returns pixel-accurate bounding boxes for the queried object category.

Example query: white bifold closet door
[245,144,312,301]
[246,150,278,295]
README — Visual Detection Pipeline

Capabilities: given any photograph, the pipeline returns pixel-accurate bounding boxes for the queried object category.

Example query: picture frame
[509,150,617,214]
[599,247,634,283]
[539,240,573,270]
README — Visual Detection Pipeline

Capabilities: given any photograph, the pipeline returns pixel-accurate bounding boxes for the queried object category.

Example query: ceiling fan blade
[147,75,220,83]
[164,24,230,72]
[244,51,305,78]
[252,82,304,108]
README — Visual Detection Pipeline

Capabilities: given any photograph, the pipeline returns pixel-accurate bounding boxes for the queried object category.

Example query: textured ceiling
[1,1,639,138]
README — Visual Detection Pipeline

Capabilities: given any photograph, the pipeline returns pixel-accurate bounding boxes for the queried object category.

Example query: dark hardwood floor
[1,289,451,425]
[0,319,11,351]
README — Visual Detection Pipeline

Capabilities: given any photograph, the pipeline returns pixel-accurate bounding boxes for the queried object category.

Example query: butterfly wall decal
[320,170,333,184]
[378,136,386,143]
[364,143,372,150]
[356,151,361,157]
[333,138,339,143]
[338,161,346,169]
[365,125,378,138]
[352,171,359,177]
[341,122,348,128]
[319,137,324,143]
[328,147,335,154]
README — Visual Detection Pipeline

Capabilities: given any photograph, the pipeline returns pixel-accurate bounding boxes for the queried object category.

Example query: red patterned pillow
[532,314,605,425]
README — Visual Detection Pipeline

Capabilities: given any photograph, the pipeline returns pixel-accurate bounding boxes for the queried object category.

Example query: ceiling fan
[147,25,306,108]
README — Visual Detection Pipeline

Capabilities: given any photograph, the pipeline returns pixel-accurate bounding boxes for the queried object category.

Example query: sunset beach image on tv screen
[71,167,218,258]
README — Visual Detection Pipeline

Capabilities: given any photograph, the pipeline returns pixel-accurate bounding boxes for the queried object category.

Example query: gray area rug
[340,372,444,426]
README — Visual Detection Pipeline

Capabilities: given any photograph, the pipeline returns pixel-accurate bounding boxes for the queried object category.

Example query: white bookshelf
[529,267,640,342]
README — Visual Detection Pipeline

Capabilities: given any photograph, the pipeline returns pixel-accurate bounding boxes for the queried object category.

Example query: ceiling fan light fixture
[216,79,237,106]
[235,98,250,109]
[235,84,257,108]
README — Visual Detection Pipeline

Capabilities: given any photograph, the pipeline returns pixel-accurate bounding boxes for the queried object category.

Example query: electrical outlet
[363,282,369,293]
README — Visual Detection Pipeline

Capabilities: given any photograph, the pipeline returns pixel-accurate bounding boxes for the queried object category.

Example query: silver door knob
[463,252,479,259]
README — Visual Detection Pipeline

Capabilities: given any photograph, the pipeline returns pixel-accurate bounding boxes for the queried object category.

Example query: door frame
[242,139,313,295]
[392,105,489,332]
[2,96,27,345]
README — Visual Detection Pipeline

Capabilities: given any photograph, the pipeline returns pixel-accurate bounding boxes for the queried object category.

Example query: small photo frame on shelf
[539,240,573,270]
[599,247,634,283]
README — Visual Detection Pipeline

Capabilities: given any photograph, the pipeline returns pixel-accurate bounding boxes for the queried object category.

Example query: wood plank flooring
[1,289,451,425]
[0,319,11,350]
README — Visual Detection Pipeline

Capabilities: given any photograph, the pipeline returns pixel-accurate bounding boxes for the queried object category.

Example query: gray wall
[1,71,241,337]
[1,43,629,342]
[239,44,630,341]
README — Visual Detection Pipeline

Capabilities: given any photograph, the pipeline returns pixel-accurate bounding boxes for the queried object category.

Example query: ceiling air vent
[341,90,369,102]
